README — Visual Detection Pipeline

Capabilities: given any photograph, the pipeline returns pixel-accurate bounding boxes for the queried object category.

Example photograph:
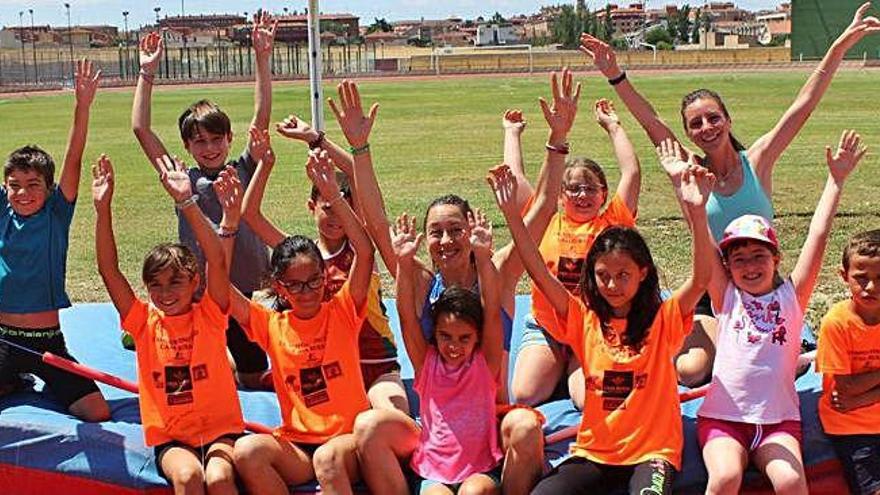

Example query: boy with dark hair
[131,13,277,389]
[0,61,110,421]
[817,228,880,495]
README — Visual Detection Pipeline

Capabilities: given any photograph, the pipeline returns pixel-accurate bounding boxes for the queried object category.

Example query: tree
[645,26,673,46]
[602,4,614,42]
[490,11,506,24]
[552,4,581,48]
[367,17,392,34]
[691,8,702,43]
[677,4,692,43]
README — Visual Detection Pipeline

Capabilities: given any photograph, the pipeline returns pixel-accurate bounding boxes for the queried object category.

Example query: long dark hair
[681,88,746,152]
[430,286,484,345]
[581,227,661,350]
[268,235,325,282]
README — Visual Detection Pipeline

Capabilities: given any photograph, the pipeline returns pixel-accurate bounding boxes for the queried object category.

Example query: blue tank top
[706,151,774,241]
[419,272,513,351]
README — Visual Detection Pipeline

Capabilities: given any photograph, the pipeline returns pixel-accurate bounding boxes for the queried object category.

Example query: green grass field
[1,69,878,327]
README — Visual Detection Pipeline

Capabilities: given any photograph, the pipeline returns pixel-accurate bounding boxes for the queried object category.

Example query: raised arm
[490,165,569,319]
[59,60,101,202]
[131,32,170,170]
[502,109,534,207]
[671,162,717,314]
[748,3,880,181]
[469,209,504,378]
[306,150,374,310]
[792,130,867,310]
[249,11,277,134]
[93,154,136,318]
[157,155,230,311]
[240,127,286,248]
[392,215,430,374]
[213,165,244,272]
[596,99,641,215]
[580,33,681,148]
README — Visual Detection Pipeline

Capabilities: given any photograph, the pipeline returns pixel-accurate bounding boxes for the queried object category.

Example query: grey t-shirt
[177,151,269,294]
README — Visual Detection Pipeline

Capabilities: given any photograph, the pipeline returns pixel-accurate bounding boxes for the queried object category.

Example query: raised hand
[826,129,868,184]
[139,31,163,74]
[305,150,340,201]
[390,213,423,262]
[328,80,378,148]
[656,138,690,179]
[74,59,101,107]
[538,67,581,140]
[275,114,321,143]
[156,155,193,203]
[594,98,620,131]
[251,10,277,58]
[248,125,272,164]
[579,33,623,79]
[487,164,519,218]
[503,109,527,135]
[213,165,243,224]
[468,208,493,256]
[839,2,880,47]
[679,165,716,209]
[91,154,114,208]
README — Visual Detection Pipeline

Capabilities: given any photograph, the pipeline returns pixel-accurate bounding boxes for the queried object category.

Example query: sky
[0,1,786,29]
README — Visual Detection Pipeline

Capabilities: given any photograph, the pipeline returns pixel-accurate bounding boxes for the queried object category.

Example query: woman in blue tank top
[578,3,879,386]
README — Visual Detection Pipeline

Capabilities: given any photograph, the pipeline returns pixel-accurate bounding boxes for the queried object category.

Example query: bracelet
[349,143,370,156]
[218,227,239,238]
[139,69,155,83]
[608,71,627,86]
[545,142,570,155]
[175,194,199,210]
[308,130,326,150]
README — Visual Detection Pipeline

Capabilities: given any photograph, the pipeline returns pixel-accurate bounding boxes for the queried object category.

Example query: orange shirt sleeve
[120,298,149,339]
[534,292,586,348]
[816,314,853,375]
[602,193,636,228]
[198,293,229,336]
[245,300,273,349]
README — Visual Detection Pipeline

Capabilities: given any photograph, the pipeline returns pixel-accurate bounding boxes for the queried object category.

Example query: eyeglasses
[277,274,324,294]
[563,184,604,196]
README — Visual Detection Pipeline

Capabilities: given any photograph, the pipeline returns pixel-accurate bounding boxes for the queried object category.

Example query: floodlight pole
[306,0,324,131]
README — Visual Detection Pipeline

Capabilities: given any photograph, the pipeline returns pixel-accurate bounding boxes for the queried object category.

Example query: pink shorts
[697,416,802,452]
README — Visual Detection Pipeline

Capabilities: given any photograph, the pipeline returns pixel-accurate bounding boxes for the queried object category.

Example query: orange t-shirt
[535,294,692,469]
[121,295,244,447]
[245,282,369,444]
[816,300,880,435]
[531,194,636,331]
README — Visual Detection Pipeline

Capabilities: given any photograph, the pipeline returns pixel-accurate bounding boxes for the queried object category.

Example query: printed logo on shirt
[323,361,343,379]
[300,365,330,407]
[740,296,788,346]
[165,365,194,405]
[192,364,208,381]
[155,330,196,362]
[602,370,634,410]
[556,256,584,293]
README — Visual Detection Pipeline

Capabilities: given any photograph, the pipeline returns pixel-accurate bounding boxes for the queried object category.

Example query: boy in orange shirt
[94,153,245,494]
[816,229,880,495]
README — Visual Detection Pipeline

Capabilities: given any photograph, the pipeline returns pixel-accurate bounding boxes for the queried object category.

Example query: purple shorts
[697,416,802,452]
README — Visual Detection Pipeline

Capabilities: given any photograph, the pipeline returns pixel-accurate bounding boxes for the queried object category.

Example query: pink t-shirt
[699,279,803,423]
[410,348,503,483]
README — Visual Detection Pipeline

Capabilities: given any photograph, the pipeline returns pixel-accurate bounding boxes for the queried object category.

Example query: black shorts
[154,432,245,483]
[826,433,880,495]
[226,311,268,375]
[0,324,100,408]
[695,292,715,318]
[532,456,675,495]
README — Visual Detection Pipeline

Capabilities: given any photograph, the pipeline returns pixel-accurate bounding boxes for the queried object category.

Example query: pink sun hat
[718,214,779,252]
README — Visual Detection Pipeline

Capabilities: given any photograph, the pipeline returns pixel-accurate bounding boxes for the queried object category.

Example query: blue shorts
[520,314,569,357]
[826,433,880,495]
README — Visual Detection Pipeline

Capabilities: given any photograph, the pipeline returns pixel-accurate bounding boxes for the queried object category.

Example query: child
[131,14,277,390]
[512,98,641,410]
[694,130,866,495]
[391,209,505,495]
[93,153,245,493]
[242,124,407,413]
[816,229,880,495]
[490,157,715,493]
[229,150,373,495]
[0,60,110,422]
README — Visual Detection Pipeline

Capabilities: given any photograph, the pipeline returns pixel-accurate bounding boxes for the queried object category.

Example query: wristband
[218,227,239,238]
[545,142,570,155]
[175,194,199,210]
[308,130,326,150]
[608,71,627,86]
[349,143,370,156]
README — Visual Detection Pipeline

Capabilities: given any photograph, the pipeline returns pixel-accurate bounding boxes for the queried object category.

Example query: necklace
[714,163,739,189]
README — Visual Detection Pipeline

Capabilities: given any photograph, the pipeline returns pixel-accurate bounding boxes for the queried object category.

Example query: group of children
[1,4,880,495]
